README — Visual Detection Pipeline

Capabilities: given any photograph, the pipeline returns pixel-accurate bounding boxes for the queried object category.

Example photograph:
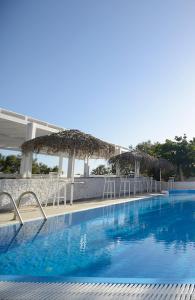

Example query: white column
[67,152,75,205]
[20,154,26,175]
[24,152,33,178]
[58,154,63,175]
[67,155,75,178]
[20,122,36,178]
[26,122,36,141]
[84,157,89,177]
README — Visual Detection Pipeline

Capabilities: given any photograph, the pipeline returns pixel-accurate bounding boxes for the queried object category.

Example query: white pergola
[0,108,69,177]
[0,108,128,178]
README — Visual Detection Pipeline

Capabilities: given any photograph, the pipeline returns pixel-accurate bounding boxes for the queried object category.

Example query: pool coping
[0,193,161,228]
[1,275,195,285]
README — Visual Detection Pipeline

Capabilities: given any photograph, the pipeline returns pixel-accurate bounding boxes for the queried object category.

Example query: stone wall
[0,177,159,211]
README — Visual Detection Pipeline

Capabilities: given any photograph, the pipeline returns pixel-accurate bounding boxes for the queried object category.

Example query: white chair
[103,177,116,199]
[53,179,70,206]
[119,177,131,197]
[168,178,174,190]
[138,178,144,194]
[146,178,150,193]
[133,178,138,195]
[150,177,153,192]
[44,173,61,207]
[155,180,158,193]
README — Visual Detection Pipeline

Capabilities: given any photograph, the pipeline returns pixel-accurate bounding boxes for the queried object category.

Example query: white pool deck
[1,193,194,299]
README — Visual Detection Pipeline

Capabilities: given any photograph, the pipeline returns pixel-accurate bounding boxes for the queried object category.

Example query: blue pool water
[1,192,195,282]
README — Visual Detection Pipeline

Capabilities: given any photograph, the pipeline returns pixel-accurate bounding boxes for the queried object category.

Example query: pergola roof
[0,108,127,158]
[0,108,64,151]
[21,129,116,159]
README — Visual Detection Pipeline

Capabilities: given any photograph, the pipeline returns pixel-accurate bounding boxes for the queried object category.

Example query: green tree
[0,153,58,175]
[0,153,5,172]
[154,135,193,180]
[136,135,195,181]
[0,155,21,173]
[91,164,110,175]
[136,140,157,156]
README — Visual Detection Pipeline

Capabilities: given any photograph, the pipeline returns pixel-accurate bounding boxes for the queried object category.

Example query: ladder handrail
[17,191,47,220]
[0,192,23,225]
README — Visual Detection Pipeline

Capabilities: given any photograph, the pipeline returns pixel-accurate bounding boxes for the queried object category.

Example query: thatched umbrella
[155,158,174,172]
[109,150,156,177]
[21,129,115,159]
[21,129,115,204]
[154,158,174,181]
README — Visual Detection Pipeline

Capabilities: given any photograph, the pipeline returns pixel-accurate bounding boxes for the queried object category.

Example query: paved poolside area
[0,194,158,227]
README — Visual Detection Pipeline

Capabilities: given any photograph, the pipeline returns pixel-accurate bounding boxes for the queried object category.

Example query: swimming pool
[1,192,195,283]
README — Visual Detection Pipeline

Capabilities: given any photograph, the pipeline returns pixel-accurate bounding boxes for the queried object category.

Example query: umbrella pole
[134,160,140,178]
[137,161,140,178]
[68,151,75,205]
[134,161,137,178]
[84,157,90,177]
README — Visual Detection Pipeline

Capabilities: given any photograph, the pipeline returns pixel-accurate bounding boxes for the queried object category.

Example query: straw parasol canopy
[108,150,157,170]
[154,158,174,173]
[21,129,115,159]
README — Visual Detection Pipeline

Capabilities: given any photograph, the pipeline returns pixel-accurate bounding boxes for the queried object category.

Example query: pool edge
[0,193,161,228]
[1,275,195,284]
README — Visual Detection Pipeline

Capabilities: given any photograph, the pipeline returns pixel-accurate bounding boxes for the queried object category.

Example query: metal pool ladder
[16,191,47,221]
[0,191,47,225]
[0,192,24,225]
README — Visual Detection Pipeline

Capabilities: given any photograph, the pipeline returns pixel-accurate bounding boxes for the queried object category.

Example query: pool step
[0,281,195,299]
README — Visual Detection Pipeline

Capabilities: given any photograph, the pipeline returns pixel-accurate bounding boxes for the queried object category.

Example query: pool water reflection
[1,193,195,279]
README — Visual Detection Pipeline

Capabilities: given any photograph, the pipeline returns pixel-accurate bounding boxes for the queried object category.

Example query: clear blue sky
[1,0,195,150]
